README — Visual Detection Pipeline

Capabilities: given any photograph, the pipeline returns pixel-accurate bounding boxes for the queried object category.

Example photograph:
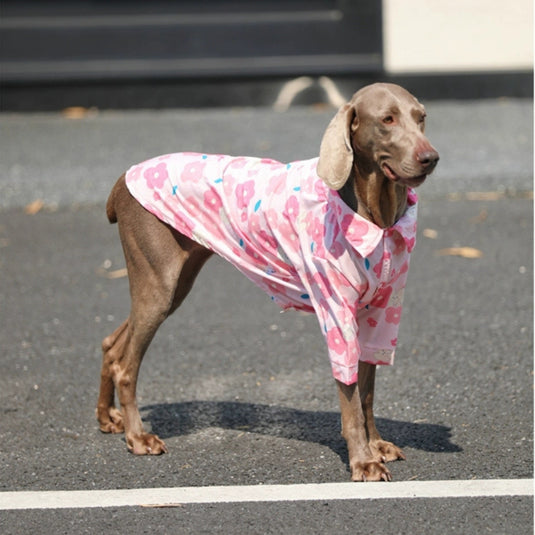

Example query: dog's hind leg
[97,176,212,454]
[97,319,128,433]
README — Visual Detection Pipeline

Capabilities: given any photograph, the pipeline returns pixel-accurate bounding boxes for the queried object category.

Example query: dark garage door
[0,1,383,82]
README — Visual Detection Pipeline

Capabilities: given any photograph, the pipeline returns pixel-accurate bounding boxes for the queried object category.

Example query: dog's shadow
[142,400,461,464]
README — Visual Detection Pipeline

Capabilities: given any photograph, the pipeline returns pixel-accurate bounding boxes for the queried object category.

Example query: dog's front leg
[358,361,406,463]
[336,373,392,482]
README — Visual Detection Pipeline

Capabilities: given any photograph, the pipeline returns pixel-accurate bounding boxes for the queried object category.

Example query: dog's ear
[317,102,357,190]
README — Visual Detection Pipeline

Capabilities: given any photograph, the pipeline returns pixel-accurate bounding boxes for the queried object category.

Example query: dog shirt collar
[328,187,418,258]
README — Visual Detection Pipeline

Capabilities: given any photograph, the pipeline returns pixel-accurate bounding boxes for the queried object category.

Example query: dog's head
[317,83,439,191]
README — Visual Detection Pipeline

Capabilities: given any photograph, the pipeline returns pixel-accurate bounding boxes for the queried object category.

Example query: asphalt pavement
[0,96,533,533]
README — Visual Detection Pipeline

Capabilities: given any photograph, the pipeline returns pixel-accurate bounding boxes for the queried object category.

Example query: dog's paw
[127,433,168,455]
[350,460,392,482]
[97,406,125,434]
[370,439,406,463]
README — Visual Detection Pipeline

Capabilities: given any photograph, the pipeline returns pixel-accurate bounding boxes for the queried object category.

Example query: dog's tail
[106,174,124,224]
[106,189,118,223]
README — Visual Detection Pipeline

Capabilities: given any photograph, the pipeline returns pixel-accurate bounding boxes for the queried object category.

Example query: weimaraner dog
[97,83,439,481]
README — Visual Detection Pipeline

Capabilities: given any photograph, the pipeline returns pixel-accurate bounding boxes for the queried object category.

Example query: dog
[97,83,439,481]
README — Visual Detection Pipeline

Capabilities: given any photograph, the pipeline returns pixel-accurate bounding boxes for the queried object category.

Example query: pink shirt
[125,153,418,385]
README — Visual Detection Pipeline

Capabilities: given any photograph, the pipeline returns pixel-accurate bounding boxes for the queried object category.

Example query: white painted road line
[0,479,532,510]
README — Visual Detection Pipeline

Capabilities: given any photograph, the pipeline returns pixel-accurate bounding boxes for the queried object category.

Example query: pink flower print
[267,279,283,295]
[265,208,278,229]
[301,173,316,195]
[314,178,328,201]
[301,169,326,199]
[370,285,393,309]
[317,297,330,317]
[392,233,406,255]
[340,215,369,247]
[390,338,397,347]
[328,238,345,258]
[223,173,236,197]
[405,236,416,253]
[258,229,278,252]
[247,247,268,271]
[266,172,286,196]
[331,196,344,218]
[143,162,168,189]
[181,160,206,182]
[323,213,345,257]
[340,295,358,317]
[247,212,278,252]
[175,196,202,234]
[182,194,222,241]
[231,244,244,259]
[277,217,299,252]
[306,214,325,255]
[229,157,248,169]
[248,211,262,234]
[128,163,143,182]
[235,180,255,210]
[283,195,299,221]
[385,306,402,324]
[326,326,346,355]
[373,252,391,278]
[367,317,378,328]
[203,188,223,212]
[310,271,330,296]
[182,195,201,217]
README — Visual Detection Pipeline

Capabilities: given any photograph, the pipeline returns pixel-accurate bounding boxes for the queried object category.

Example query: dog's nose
[417,149,439,169]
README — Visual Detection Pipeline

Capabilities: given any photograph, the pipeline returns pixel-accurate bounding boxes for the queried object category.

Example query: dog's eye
[382,115,394,125]
[419,114,426,124]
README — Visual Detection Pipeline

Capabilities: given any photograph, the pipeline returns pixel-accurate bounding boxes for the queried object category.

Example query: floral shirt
[125,153,418,385]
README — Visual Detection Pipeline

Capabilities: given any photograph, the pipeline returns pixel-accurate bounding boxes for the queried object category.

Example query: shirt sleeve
[355,272,409,368]
[304,264,362,385]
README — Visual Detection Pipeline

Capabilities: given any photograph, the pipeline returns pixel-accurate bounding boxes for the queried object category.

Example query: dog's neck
[339,164,408,229]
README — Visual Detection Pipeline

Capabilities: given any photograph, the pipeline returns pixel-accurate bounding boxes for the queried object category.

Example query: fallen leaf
[448,191,505,201]
[464,191,504,201]
[96,266,128,279]
[61,106,96,119]
[422,228,438,239]
[470,209,488,223]
[437,247,483,259]
[25,199,44,215]
[449,190,533,201]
